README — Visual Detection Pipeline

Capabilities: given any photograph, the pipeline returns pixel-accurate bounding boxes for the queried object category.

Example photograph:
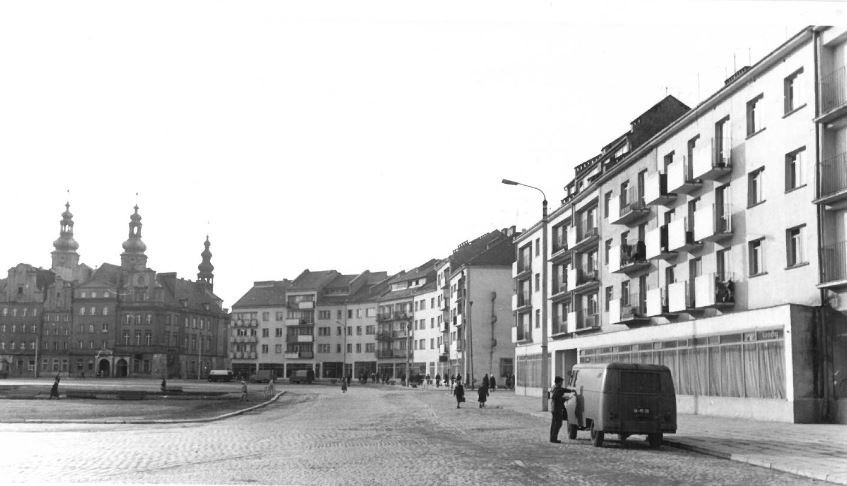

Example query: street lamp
[502,178,549,412]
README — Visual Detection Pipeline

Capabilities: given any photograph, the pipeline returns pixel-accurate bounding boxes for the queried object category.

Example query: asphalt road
[0,384,821,485]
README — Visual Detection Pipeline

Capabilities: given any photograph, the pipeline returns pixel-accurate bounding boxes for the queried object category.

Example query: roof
[232,280,293,308]
[461,236,515,268]
[289,269,340,292]
[448,230,511,268]
[386,259,439,285]
[79,263,123,290]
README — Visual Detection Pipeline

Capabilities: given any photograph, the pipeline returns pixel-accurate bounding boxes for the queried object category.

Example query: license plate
[633,408,651,416]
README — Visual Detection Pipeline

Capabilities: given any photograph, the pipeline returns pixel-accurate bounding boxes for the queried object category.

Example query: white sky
[0,1,844,308]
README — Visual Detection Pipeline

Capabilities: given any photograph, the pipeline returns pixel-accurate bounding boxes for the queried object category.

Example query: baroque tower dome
[197,235,214,290]
[120,205,148,271]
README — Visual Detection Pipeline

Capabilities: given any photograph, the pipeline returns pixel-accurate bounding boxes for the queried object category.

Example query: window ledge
[785,184,808,195]
[747,200,767,210]
[783,104,807,119]
[785,262,810,271]
[749,271,769,279]
[746,127,767,140]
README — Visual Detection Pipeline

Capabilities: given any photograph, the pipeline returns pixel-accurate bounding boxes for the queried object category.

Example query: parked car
[207,369,235,382]
[289,369,314,384]
[249,370,275,383]
[564,362,676,448]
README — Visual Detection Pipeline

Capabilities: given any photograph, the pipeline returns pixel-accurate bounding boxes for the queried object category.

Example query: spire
[120,205,148,271]
[51,201,80,272]
[197,235,214,290]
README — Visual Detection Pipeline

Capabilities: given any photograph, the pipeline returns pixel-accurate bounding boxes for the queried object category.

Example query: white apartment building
[513,26,847,424]
[412,281,444,379]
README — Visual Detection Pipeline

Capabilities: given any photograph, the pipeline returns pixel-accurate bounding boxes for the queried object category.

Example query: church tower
[120,205,148,271]
[51,202,81,280]
[197,235,214,291]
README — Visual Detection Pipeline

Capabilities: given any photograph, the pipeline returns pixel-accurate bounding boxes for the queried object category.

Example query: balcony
[550,316,568,336]
[376,311,411,322]
[609,294,650,327]
[572,223,599,252]
[612,192,650,226]
[570,268,599,293]
[234,335,257,344]
[692,136,732,181]
[667,281,692,313]
[644,172,676,206]
[567,310,599,333]
[392,328,410,339]
[821,65,847,117]
[646,225,676,261]
[375,331,392,342]
[233,351,244,359]
[513,257,532,279]
[645,287,667,317]
[284,318,308,327]
[820,240,847,289]
[816,152,847,209]
[668,217,702,252]
[694,273,736,309]
[694,204,733,243]
[609,242,649,275]
[511,325,533,344]
[454,314,464,327]
[376,349,394,359]
[296,334,314,343]
[566,225,578,249]
[512,292,531,312]
[551,276,569,299]
[297,301,314,310]
[551,232,568,258]
[667,156,702,194]
[248,351,257,359]
[283,351,300,359]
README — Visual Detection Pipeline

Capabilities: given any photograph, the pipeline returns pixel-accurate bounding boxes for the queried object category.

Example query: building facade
[0,204,229,379]
[512,26,847,424]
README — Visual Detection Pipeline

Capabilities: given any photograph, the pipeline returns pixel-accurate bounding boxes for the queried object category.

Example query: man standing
[549,376,566,443]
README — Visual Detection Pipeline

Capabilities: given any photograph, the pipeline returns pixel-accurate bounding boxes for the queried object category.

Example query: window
[746,94,764,136]
[79,307,85,316]
[356,326,362,335]
[786,225,806,268]
[535,309,540,329]
[347,309,353,319]
[318,310,331,320]
[366,343,375,352]
[604,191,612,219]
[261,344,268,353]
[347,344,352,353]
[366,325,375,334]
[336,310,342,320]
[355,343,361,353]
[535,238,540,256]
[604,286,613,312]
[604,239,612,266]
[102,307,109,316]
[748,168,765,207]
[785,147,806,191]
[262,312,269,321]
[620,281,630,306]
[318,327,330,336]
[275,344,283,353]
[318,344,331,353]
[749,238,765,276]
[534,273,540,291]
[784,67,804,114]
[716,249,730,281]
[262,328,269,337]
[101,323,108,333]
[146,314,152,325]
[336,344,341,353]
[275,328,283,337]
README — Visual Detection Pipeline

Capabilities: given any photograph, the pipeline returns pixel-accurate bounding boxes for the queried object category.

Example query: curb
[663,439,846,485]
[19,391,286,425]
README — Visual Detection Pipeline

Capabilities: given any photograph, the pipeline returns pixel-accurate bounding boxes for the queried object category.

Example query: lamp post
[502,178,549,412]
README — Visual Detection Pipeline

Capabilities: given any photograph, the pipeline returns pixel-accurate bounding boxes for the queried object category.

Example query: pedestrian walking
[341,378,348,393]
[477,383,489,408]
[453,379,465,409]
[482,374,490,390]
[264,379,275,400]
[435,373,441,388]
[49,376,60,399]
[240,379,248,401]
[549,376,566,443]
[490,375,496,392]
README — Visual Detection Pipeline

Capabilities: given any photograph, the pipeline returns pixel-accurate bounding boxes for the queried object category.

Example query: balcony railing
[694,273,736,308]
[551,232,568,255]
[376,349,394,359]
[822,65,847,114]
[550,316,568,336]
[512,324,532,343]
[611,293,649,325]
[645,287,665,316]
[577,222,599,246]
[822,240,847,287]
[668,217,701,252]
[694,203,733,242]
[572,268,599,290]
[645,172,676,206]
[667,281,692,313]
[376,311,411,322]
[820,152,847,202]
[692,136,732,181]
[612,191,650,226]
[610,241,649,274]
[667,156,702,194]
[569,310,599,332]
[376,331,392,342]
[646,224,675,260]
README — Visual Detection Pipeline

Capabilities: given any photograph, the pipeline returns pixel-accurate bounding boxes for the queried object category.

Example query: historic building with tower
[0,203,229,379]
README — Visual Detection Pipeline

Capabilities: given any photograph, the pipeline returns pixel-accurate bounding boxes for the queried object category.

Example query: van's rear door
[619,370,663,434]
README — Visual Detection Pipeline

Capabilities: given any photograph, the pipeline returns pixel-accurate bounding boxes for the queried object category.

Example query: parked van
[207,369,234,382]
[564,362,676,448]
[290,369,314,384]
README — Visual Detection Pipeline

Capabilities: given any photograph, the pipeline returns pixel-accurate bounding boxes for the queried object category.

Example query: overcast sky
[0,1,843,308]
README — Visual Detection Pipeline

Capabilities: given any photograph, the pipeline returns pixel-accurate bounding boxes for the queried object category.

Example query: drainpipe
[467,269,473,389]
[489,291,497,378]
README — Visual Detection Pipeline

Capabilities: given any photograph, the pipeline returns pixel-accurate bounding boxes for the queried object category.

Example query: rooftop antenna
[733,53,737,72]
[748,47,751,66]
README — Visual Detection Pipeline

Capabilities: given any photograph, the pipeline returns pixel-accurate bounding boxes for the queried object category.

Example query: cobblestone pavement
[0,385,827,485]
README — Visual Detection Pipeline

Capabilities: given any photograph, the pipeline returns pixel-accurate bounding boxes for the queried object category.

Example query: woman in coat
[453,379,465,408]
[477,383,489,408]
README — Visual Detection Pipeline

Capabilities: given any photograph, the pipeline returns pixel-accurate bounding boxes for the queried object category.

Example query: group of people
[452,373,499,409]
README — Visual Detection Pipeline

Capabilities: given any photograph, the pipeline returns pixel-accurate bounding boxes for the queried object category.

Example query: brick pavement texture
[0,383,841,485]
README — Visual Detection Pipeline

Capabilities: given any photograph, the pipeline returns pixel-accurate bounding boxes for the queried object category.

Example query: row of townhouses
[512,26,847,424]
[0,205,230,379]
[229,228,518,386]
